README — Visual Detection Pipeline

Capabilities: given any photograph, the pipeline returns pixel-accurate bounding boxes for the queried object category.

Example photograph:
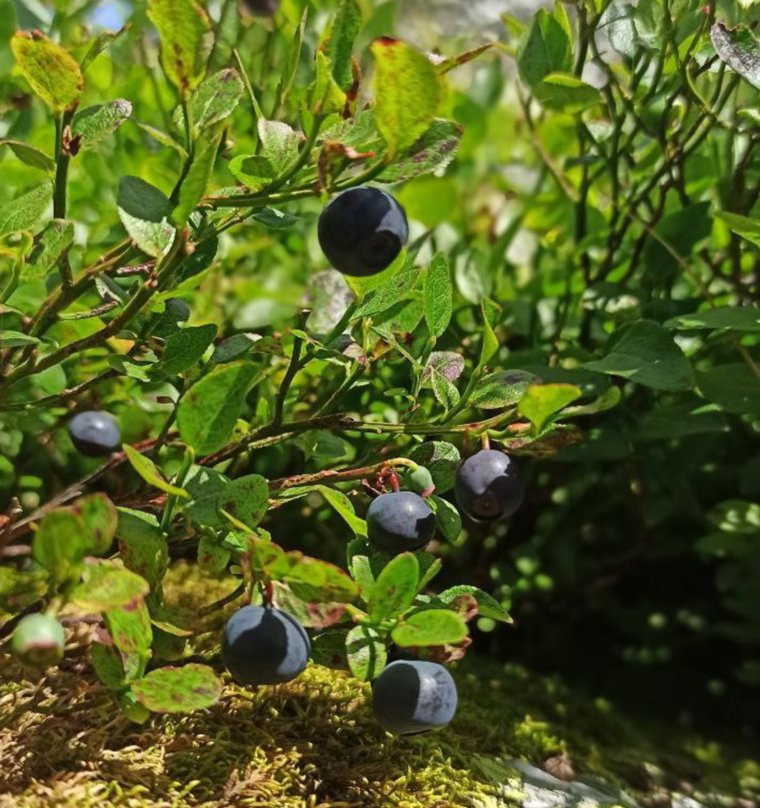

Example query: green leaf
[434,585,512,623]
[257,119,300,174]
[310,50,347,115]
[477,299,500,369]
[697,363,760,415]
[91,642,129,689]
[123,444,189,498]
[11,30,83,110]
[132,663,222,713]
[177,361,258,455]
[105,599,153,656]
[470,370,540,410]
[117,176,175,258]
[585,320,695,392]
[429,496,462,543]
[0,567,48,611]
[534,73,600,112]
[424,254,453,339]
[368,552,419,622]
[0,183,50,236]
[709,500,760,534]
[147,0,213,97]
[116,507,168,589]
[516,8,572,89]
[354,263,419,318]
[74,493,118,555]
[315,486,368,537]
[285,556,359,603]
[0,138,54,171]
[370,37,442,157]
[25,219,74,279]
[711,23,760,90]
[715,211,760,249]
[667,307,760,333]
[228,154,275,190]
[408,441,460,493]
[518,384,582,433]
[174,126,224,223]
[72,100,132,150]
[191,68,244,129]
[643,203,711,281]
[0,330,38,347]
[32,508,88,583]
[71,563,150,612]
[190,473,269,529]
[378,119,463,183]
[326,0,361,90]
[391,609,468,647]
[197,534,230,575]
[346,625,387,682]
[159,323,217,375]
[80,25,129,72]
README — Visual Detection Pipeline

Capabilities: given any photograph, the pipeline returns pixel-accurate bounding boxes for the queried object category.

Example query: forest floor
[0,563,757,808]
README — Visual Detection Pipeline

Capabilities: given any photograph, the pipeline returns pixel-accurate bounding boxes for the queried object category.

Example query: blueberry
[372,660,458,735]
[222,604,310,686]
[455,449,524,522]
[241,0,279,16]
[318,187,409,277]
[11,613,65,668]
[68,410,121,457]
[366,491,436,554]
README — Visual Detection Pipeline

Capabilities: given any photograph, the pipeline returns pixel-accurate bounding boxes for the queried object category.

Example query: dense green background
[0,0,759,734]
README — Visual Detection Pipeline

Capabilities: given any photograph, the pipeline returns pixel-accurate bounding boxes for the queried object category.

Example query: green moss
[0,563,756,807]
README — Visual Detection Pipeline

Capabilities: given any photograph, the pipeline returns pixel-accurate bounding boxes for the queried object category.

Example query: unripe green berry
[404,465,435,495]
[11,613,65,668]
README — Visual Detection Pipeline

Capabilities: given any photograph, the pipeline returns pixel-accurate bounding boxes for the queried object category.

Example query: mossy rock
[0,564,757,807]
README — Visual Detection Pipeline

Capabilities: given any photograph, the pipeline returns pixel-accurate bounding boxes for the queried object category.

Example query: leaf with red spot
[147,0,213,97]
[71,562,150,613]
[131,664,222,714]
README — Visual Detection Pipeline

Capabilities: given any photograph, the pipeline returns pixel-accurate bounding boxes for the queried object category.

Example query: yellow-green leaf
[123,444,189,498]
[11,30,83,111]
[147,0,213,97]
[370,37,442,157]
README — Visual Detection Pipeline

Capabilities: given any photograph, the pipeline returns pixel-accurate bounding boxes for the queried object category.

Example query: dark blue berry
[68,410,121,457]
[372,660,458,735]
[366,491,435,554]
[318,187,409,277]
[222,605,310,686]
[455,449,524,522]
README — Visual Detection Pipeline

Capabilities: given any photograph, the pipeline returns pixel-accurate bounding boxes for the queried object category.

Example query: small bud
[404,465,436,496]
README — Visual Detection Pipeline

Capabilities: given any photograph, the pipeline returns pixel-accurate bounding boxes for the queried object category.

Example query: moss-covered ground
[0,564,757,808]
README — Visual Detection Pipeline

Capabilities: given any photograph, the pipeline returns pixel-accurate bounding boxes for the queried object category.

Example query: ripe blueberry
[11,613,66,668]
[68,410,121,457]
[222,604,310,686]
[366,491,436,554]
[317,186,409,277]
[372,660,458,735]
[455,449,524,522]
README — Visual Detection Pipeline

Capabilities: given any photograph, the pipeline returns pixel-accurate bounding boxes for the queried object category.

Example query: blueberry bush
[0,0,758,736]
